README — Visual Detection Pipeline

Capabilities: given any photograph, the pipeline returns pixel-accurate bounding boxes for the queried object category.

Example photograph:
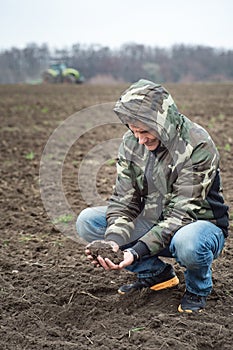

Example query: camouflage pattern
[105,80,229,254]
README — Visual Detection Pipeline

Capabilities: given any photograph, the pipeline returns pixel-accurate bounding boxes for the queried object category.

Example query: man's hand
[85,240,134,270]
[85,240,119,268]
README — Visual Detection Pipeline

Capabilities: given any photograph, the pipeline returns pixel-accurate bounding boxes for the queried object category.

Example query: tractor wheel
[63,74,76,84]
[42,72,56,84]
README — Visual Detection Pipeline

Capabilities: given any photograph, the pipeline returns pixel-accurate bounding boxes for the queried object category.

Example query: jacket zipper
[144,151,156,195]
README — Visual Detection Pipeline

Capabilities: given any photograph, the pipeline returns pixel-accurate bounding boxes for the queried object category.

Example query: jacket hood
[114,79,183,146]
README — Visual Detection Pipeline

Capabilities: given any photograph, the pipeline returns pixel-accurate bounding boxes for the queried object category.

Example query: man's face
[129,124,160,151]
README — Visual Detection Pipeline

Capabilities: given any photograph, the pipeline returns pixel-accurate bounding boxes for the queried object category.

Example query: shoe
[178,290,207,313]
[118,264,179,295]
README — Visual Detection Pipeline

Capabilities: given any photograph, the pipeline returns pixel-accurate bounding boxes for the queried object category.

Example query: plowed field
[0,83,232,349]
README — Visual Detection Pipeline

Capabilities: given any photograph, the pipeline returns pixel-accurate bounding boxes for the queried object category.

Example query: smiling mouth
[144,140,160,149]
[145,141,155,146]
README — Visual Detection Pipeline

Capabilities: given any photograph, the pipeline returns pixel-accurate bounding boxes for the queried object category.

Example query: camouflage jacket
[105,80,229,254]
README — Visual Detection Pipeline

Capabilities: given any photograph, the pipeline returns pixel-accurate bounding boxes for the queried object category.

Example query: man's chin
[145,144,157,151]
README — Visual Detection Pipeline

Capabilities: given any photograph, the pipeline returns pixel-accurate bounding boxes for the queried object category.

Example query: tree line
[0,42,232,84]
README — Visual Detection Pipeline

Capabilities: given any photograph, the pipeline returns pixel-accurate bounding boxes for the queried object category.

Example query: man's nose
[138,134,147,144]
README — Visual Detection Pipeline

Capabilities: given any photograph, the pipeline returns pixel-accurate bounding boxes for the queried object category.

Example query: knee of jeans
[76,208,93,240]
[171,234,199,267]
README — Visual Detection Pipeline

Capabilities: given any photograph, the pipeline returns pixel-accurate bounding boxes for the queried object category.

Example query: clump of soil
[89,241,124,264]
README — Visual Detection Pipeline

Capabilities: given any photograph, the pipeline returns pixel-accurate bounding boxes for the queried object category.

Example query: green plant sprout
[52,214,74,224]
[208,116,216,129]
[218,113,225,121]
[224,144,231,152]
[25,151,35,160]
[41,107,49,113]
[106,159,116,166]
[128,326,146,338]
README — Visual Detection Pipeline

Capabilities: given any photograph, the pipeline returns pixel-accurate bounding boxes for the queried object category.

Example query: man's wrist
[123,241,150,262]
[123,248,139,262]
[132,241,150,258]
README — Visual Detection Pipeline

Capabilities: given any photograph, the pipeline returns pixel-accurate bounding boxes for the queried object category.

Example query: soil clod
[89,241,124,264]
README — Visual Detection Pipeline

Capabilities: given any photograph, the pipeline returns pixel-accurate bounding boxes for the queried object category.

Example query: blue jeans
[76,206,225,296]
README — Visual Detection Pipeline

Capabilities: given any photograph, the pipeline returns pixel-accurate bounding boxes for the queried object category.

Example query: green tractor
[42,63,84,84]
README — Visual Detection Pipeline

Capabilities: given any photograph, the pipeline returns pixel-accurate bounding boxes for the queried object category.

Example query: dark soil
[0,83,233,350]
[87,241,124,264]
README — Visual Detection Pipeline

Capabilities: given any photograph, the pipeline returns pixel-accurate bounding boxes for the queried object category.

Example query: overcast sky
[1,0,232,50]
